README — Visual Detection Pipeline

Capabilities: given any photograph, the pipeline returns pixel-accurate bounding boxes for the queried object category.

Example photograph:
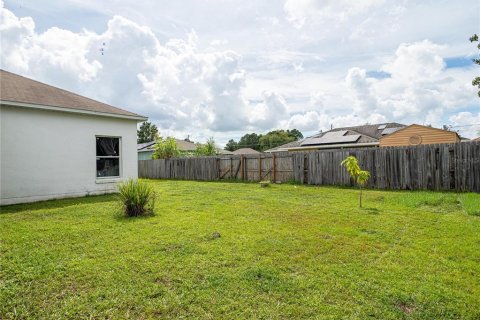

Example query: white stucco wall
[1,105,139,205]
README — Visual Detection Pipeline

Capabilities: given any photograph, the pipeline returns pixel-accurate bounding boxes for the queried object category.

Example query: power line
[449,123,480,128]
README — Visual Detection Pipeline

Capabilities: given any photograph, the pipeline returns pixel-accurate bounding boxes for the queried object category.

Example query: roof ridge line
[0,69,144,118]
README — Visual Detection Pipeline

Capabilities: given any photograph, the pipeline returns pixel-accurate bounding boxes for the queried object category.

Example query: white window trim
[95,135,122,181]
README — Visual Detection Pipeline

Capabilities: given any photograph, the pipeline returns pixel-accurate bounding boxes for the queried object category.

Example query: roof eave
[1,100,148,122]
[287,142,379,151]
[264,148,290,153]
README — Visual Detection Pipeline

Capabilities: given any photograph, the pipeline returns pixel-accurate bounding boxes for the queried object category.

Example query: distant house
[473,137,480,142]
[138,139,197,160]
[0,69,147,205]
[232,148,260,155]
[265,123,406,152]
[138,139,232,159]
[137,142,156,160]
[218,149,234,155]
[379,124,460,147]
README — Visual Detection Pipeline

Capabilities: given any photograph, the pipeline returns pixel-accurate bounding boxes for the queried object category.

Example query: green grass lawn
[1,180,480,319]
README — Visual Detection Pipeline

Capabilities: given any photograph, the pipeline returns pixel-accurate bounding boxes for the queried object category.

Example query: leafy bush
[152,137,180,159]
[117,179,155,216]
[195,137,217,156]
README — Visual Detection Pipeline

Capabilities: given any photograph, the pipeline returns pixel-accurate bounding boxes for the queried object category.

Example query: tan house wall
[379,124,460,147]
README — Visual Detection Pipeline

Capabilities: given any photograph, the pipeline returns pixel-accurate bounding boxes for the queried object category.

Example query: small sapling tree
[341,156,371,208]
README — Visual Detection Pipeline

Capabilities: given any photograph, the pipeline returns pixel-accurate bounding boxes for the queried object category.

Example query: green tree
[227,129,303,152]
[152,137,180,159]
[225,139,239,152]
[137,122,159,143]
[470,34,480,97]
[195,137,217,156]
[259,130,296,151]
[287,129,303,140]
[238,133,262,151]
[341,156,370,208]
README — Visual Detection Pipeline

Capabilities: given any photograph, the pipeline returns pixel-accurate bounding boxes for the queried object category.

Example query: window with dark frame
[96,137,120,178]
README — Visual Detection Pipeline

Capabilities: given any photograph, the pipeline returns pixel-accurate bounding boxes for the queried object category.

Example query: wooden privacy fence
[138,142,480,192]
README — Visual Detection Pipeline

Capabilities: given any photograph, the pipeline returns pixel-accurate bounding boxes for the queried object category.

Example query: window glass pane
[96,137,119,156]
[96,158,120,177]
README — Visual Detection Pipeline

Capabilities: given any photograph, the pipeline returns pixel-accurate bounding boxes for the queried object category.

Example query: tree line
[137,122,217,158]
[225,129,303,152]
[138,121,304,154]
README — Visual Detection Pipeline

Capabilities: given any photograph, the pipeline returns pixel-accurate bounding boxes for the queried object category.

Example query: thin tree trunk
[359,186,362,208]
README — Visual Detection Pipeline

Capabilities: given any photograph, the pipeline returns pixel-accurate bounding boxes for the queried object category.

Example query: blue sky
[1,0,479,143]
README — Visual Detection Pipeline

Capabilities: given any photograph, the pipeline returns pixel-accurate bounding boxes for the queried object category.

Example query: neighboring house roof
[264,139,304,152]
[217,149,234,155]
[474,137,480,142]
[137,141,156,151]
[379,124,460,147]
[232,148,261,155]
[380,124,460,139]
[176,139,197,151]
[264,122,406,152]
[327,122,405,140]
[0,69,147,121]
[137,139,233,155]
[138,139,197,152]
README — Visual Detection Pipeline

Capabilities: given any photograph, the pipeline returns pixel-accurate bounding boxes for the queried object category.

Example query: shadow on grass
[113,211,156,222]
[361,207,380,214]
[0,194,117,214]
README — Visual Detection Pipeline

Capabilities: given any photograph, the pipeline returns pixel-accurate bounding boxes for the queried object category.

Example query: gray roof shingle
[232,148,261,155]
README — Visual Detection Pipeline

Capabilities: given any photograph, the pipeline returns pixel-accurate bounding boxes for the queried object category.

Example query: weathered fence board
[138,142,480,192]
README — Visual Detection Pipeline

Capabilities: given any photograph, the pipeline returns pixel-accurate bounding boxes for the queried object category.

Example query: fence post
[303,153,308,184]
[272,153,276,183]
[258,155,262,181]
[241,155,244,180]
[244,155,248,180]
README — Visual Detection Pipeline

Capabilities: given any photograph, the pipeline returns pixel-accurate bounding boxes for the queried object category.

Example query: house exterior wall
[1,105,139,205]
[379,125,460,147]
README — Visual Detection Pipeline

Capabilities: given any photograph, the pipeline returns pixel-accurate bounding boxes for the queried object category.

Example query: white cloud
[287,111,325,132]
[382,40,445,81]
[1,2,325,144]
[250,91,289,129]
[283,0,403,37]
[0,2,35,72]
[345,67,378,114]
[0,4,289,136]
[1,1,479,145]
[449,112,480,138]
[284,0,385,29]
[344,40,476,129]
